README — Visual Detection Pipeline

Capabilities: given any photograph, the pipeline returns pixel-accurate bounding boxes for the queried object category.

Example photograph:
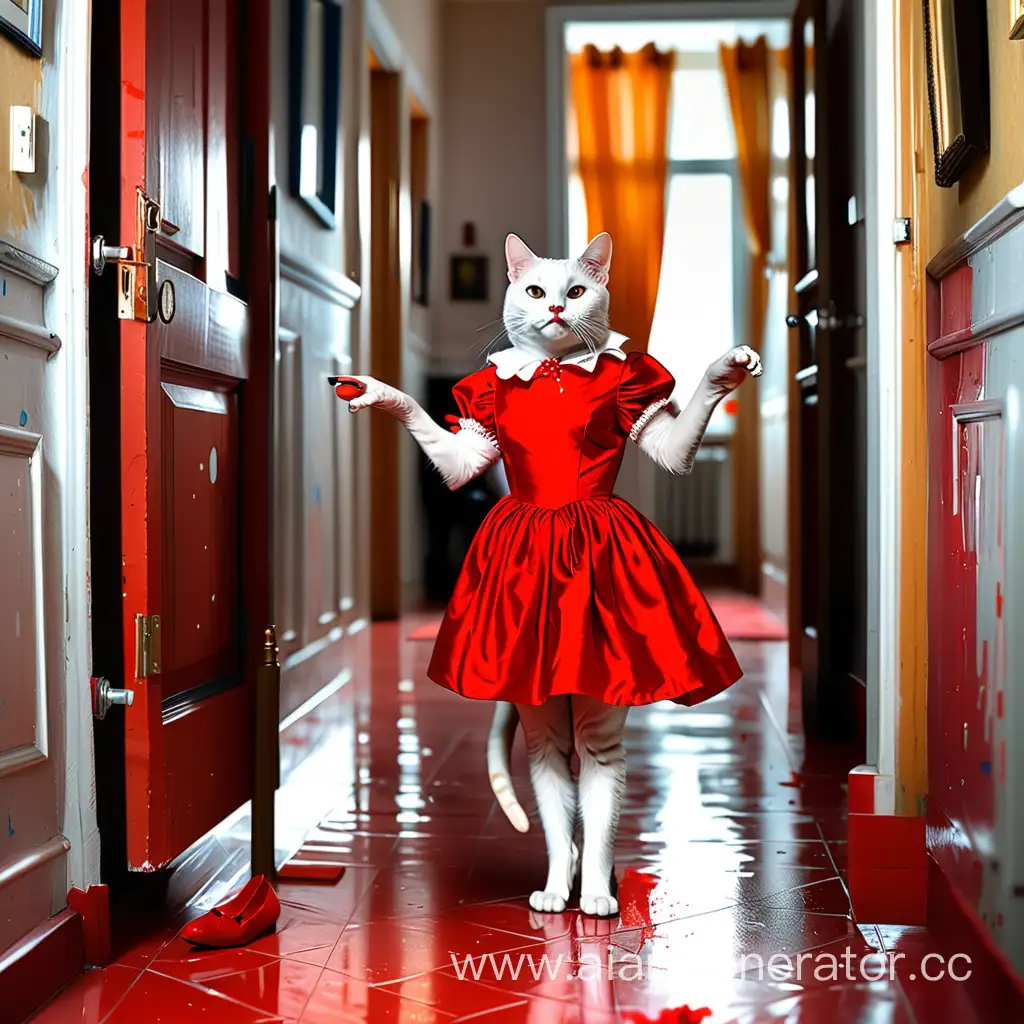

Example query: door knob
[91,236,130,276]
[91,676,135,720]
[786,315,801,328]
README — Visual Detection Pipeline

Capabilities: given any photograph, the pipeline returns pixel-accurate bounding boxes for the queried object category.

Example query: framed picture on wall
[450,255,488,302]
[1012,0,1024,39]
[413,201,431,306]
[1,0,43,56]
[288,0,343,228]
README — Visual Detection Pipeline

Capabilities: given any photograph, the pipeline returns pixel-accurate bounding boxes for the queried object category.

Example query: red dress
[427,350,742,707]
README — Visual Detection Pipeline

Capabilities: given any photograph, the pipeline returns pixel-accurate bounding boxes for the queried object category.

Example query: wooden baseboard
[0,909,84,1023]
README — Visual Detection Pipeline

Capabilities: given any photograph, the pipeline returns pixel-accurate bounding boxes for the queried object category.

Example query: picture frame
[1012,0,1024,40]
[450,255,488,302]
[922,0,990,187]
[0,0,43,56]
[413,200,431,306]
[288,0,343,228]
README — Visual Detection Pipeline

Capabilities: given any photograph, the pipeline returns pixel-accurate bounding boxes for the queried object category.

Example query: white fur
[347,379,499,489]
[635,344,763,474]
[344,232,762,918]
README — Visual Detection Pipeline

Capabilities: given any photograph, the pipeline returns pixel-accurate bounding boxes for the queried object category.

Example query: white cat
[347,232,760,916]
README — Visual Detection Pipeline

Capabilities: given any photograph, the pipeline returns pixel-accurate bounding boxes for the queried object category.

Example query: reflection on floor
[32,622,985,1022]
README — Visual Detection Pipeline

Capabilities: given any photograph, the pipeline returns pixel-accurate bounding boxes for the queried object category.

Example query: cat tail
[487,702,529,833]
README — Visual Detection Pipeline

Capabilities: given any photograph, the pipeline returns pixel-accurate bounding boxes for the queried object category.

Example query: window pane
[669,67,736,161]
[648,173,737,436]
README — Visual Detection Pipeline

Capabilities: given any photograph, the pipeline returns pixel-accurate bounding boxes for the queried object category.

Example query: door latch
[90,188,161,323]
[135,613,162,678]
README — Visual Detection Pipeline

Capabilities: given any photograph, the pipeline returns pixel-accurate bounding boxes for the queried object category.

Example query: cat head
[502,233,613,356]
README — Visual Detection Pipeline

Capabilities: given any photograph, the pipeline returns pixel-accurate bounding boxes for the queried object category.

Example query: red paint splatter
[627,1007,712,1024]
[996,583,1003,618]
[779,771,802,788]
[127,130,145,139]
[617,868,659,953]
[724,398,739,415]
[997,691,1004,719]
[123,81,145,100]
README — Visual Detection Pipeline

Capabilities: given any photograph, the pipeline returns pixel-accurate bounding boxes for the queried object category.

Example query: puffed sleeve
[616,352,676,440]
[452,365,500,450]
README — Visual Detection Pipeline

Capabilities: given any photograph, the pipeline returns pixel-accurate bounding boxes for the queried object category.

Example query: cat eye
[525,285,546,299]
[567,285,586,299]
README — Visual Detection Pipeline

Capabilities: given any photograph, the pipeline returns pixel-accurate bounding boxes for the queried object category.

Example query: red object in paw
[330,376,366,401]
[444,414,461,434]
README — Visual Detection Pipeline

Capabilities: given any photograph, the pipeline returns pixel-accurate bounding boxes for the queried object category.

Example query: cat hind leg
[573,696,628,917]
[516,698,578,913]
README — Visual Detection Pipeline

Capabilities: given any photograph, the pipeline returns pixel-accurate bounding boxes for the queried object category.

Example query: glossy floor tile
[28,623,989,1022]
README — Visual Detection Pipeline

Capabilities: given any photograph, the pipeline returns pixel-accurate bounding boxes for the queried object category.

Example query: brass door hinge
[90,187,161,323]
[135,613,162,678]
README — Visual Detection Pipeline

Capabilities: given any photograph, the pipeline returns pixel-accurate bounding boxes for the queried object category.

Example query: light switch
[10,106,36,174]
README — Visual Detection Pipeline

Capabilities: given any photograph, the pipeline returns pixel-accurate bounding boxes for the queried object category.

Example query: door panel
[114,0,253,870]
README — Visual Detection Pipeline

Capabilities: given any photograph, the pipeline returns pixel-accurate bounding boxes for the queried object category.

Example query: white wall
[437,0,548,374]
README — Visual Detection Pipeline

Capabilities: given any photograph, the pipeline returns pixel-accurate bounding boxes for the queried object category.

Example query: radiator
[654,445,732,561]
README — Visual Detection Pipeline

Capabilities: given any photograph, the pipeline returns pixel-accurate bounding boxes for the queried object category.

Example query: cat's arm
[635,346,762,475]
[346,376,500,490]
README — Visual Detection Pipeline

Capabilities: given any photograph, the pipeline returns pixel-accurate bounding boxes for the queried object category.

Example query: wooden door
[790,0,868,742]
[90,0,269,872]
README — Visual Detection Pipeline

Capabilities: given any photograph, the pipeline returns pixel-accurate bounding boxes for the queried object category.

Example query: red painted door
[114,0,255,870]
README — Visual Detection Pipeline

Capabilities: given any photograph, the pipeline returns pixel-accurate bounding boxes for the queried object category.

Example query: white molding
[927,182,1024,281]
[365,0,436,115]
[55,0,102,891]
[545,1,795,257]
[864,0,898,802]
[280,248,363,308]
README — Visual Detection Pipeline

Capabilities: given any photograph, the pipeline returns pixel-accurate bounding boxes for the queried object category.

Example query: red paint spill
[996,582,1003,618]
[779,771,802,788]
[627,1007,713,1024]
[724,398,739,415]
[127,130,145,139]
[123,81,145,100]
[617,868,659,953]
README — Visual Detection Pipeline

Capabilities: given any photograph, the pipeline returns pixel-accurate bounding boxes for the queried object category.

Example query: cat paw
[579,893,619,918]
[529,890,569,914]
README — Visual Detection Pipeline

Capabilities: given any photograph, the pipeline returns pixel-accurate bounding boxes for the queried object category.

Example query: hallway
[30,624,978,1023]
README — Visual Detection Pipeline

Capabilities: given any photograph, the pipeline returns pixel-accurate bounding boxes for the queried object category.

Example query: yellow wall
[0,38,44,239]
[923,4,1024,252]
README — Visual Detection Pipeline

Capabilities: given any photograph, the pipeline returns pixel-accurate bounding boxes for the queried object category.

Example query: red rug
[406,594,786,643]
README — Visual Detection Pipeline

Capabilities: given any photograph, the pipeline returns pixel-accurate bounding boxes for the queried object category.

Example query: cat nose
[549,305,564,314]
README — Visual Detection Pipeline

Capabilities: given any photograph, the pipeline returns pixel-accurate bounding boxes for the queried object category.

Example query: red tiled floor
[26,626,992,1022]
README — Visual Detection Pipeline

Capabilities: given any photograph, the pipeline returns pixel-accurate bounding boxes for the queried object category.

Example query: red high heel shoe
[328,376,366,401]
[181,875,280,948]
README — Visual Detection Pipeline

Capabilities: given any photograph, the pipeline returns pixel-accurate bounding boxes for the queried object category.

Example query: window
[568,51,743,436]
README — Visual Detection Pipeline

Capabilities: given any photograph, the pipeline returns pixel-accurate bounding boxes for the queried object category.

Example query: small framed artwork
[288,0,343,228]
[1012,1,1024,39]
[1,0,43,56]
[450,255,488,302]
[413,200,431,306]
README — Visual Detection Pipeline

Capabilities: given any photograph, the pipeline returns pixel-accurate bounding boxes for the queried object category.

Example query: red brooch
[536,358,564,393]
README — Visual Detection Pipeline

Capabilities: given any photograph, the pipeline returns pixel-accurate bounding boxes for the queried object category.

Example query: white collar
[487,332,629,381]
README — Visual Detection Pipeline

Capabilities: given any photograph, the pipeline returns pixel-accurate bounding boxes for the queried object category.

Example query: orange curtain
[719,37,773,356]
[720,37,772,595]
[570,44,673,353]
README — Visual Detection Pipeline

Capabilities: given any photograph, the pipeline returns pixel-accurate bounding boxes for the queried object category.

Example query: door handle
[89,188,161,323]
[91,676,135,720]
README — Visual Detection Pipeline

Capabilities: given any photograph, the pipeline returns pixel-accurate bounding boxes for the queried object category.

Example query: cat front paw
[529,890,569,914]
[579,893,619,918]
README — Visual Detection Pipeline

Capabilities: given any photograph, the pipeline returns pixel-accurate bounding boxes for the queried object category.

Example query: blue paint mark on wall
[6,812,13,837]
[980,761,992,776]
[19,410,28,427]
[1,278,7,297]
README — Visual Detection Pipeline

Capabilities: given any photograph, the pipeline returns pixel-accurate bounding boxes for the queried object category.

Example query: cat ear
[578,233,612,285]
[505,234,539,283]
